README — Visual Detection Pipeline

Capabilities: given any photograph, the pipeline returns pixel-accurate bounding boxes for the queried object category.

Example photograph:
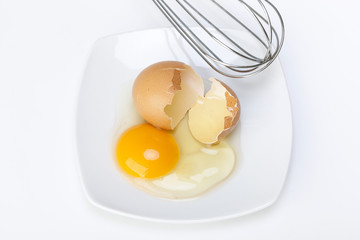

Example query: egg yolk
[115,124,179,179]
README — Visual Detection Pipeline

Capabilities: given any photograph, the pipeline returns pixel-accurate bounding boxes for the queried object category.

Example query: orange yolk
[115,123,179,179]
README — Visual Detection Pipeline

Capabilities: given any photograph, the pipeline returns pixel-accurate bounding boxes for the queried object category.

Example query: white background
[1,0,359,239]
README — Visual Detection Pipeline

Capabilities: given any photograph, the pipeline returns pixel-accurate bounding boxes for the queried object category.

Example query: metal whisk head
[153,0,285,78]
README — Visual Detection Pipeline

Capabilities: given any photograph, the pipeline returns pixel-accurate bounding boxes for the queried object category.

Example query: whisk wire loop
[153,0,284,78]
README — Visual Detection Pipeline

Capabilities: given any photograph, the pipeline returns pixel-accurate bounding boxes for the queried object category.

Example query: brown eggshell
[215,79,241,142]
[132,61,186,130]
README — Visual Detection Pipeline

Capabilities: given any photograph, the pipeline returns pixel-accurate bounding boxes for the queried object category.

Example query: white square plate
[76,28,292,222]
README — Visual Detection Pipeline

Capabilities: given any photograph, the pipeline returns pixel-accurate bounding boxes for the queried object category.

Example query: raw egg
[115,116,235,199]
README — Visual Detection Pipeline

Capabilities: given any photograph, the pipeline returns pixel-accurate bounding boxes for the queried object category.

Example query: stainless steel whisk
[153,0,285,78]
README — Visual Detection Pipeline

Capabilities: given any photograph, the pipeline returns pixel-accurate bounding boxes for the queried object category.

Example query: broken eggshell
[132,61,204,130]
[188,78,240,144]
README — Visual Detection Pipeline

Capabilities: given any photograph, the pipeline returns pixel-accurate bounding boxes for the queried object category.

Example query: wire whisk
[153,0,285,78]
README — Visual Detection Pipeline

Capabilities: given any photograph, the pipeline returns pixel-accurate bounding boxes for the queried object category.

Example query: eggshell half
[188,78,240,144]
[132,61,204,130]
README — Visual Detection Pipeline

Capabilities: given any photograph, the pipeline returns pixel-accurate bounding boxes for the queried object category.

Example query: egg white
[129,116,235,199]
